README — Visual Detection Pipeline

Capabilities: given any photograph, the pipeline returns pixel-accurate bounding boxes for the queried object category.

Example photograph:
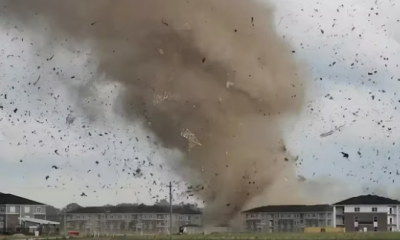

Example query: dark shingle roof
[243,204,332,213]
[0,192,45,205]
[68,204,201,214]
[334,195,400,205]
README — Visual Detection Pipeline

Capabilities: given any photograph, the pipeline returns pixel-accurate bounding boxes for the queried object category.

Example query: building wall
[66,212,202,234]
[0,205,47,231]
[0,214,5,230]
[243,211,333,233]
[335,205,400,232]
[6,214,19,230]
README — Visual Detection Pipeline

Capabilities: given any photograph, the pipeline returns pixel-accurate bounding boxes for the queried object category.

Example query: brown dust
[1,0,307,225]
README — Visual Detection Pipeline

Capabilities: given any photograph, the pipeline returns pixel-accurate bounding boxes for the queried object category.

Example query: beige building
[242,205,333,233]
[65,204,202,234]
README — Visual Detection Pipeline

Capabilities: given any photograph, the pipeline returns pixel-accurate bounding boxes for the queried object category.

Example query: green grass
[109,232,400,240]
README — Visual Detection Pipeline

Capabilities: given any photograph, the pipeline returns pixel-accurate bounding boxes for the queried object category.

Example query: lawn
[110,232,400,240]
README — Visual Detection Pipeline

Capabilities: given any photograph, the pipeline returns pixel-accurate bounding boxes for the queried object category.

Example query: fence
[0,227,60,235]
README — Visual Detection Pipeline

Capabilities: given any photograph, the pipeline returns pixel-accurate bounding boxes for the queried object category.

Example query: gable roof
[68,204,201,214]
[0,192,45,205]
[243,204,332,213]
[334,195,400,205]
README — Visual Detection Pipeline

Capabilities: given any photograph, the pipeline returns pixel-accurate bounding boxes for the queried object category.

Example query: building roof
[68,204,201,214]
[19,217,60,225]
[334,195,400,205]
[0,192,45,205]
[243,204,332,213]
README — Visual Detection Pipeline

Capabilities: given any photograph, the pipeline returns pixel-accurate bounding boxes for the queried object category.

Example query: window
[374,227,378,232]
[24,207,30,213]
[354,207,360,212]
[9,206,16,213]
[390,218,393,224]
[35,207,42,213]
[372,207,377,212]
[389,208,393,214]
[0,207,5,213]
[373,216,378,222]
[390,227,393,232]
[354,217,358,222]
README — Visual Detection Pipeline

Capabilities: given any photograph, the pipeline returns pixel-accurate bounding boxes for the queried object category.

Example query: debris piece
[320,124,344,138]
[46,55,54,61]
[181,128,201,151]
[33,75,41,86]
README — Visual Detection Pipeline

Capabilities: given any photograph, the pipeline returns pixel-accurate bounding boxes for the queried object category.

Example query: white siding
[388,216,396,225]
[344,205,387,213]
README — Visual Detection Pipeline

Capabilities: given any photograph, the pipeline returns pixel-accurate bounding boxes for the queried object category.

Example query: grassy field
[3,233,400,240]
[110,232,400,240]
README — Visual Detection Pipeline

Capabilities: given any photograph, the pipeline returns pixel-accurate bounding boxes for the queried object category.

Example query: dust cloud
[1,0,307,225]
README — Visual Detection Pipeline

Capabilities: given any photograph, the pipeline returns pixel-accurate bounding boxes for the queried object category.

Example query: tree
[155,199,169,206]
[128,220,138,230]
[120,221,126,231]
[61,203,82,213]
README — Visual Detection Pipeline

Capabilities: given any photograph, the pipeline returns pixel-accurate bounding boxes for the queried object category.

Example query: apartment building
[243,205,333,233]
[333,195,400,232]
[0,192,58,234]
[66,204,202,234]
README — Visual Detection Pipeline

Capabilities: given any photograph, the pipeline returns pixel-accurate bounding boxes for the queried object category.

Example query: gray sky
[0,0,400,208]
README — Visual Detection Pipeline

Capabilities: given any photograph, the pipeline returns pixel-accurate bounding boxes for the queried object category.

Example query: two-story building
[333,195,400,232]
[66,204,202,234]
[242,205,333,233]
[0,192,58,234]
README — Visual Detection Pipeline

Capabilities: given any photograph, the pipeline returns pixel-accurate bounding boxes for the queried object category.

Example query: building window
[24,207,30,213]
[0,207,5,213]
[372,207,377,212]
[374,216,378,222]
[374,227,378,232]
[390,218,393,224]
[390,227,393,232]
[354,217,358,222]
[390,208,393,214]
[9,206,16,213]
[354,207,360,212]
[35,207,42,213]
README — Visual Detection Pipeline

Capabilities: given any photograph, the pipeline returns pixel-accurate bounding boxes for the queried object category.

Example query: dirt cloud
[1,0,307,225]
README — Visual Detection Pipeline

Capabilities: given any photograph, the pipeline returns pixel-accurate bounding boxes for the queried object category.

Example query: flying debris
[180,128,202,151]
[320,124,345,138]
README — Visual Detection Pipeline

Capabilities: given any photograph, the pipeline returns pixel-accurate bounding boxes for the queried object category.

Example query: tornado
[1,0,307,225]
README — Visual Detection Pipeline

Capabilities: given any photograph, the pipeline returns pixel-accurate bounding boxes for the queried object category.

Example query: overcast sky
[0,0,399,208]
